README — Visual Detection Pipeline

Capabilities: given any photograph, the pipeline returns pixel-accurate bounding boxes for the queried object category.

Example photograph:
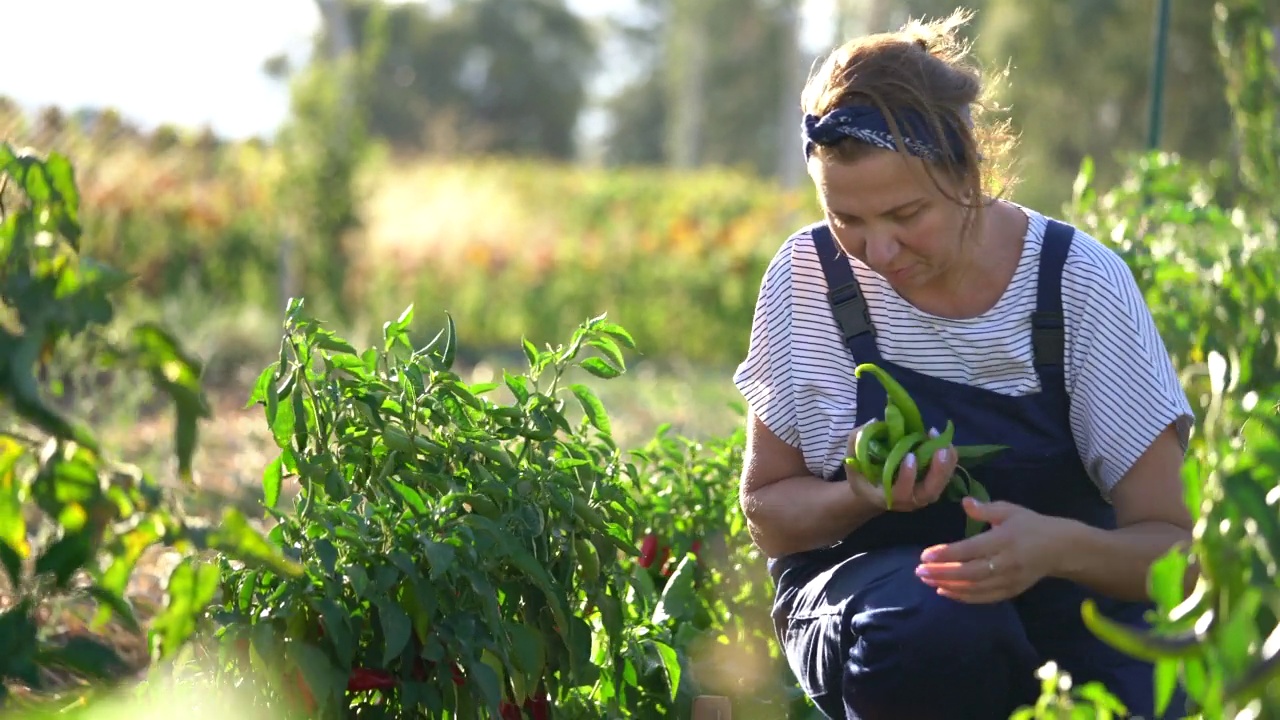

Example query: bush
[0,143,296,707]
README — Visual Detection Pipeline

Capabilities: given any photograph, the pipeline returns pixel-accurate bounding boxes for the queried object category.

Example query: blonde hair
[801,9,1018,208]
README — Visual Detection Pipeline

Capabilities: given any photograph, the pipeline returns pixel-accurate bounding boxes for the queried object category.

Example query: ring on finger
[987,558,997,575]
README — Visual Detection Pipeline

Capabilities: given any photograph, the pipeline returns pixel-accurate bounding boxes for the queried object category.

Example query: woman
[734,11,1196,720]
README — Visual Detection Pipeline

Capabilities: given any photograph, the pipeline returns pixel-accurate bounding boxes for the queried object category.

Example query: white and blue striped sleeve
[733,240,801,448]
[1063,241,1194,496]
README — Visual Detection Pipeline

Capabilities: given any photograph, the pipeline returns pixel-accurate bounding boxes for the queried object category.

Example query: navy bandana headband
[802,104,971,162]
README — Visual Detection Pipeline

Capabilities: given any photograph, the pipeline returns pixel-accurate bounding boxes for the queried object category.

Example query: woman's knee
[841,576,1042,718]
[849,574,1031,671]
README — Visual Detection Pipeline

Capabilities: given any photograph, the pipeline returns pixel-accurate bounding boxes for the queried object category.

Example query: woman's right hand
[845,423,958,512]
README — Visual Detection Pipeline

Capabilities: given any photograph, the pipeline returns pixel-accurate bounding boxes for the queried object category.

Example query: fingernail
[903,453,916,471]
[936,448,950,464]
[915,566,932,579]
[928,426,939,438]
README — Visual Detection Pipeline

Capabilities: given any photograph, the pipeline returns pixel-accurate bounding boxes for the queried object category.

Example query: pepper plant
[0,142,300,705]
[207,302,692,718]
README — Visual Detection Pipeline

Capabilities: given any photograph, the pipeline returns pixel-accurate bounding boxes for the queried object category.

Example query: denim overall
[768,220,1187,720]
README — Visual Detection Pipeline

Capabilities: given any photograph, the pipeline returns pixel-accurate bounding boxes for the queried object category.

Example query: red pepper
[285,667,318,714]
[525,689,551,720]
[498,689,550,720]
[347,667,396,692]
[638,534,659,568]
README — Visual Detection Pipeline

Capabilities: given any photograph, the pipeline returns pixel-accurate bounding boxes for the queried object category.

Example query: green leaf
[652,554,698,626]
[579,357,622,380]
[316,598,355,668]
[505,621,546,679]
[270,386,298,449]
[263,454,284,510]
[421,539,456,580]
[5,330,98,451]
[327,353,372,379]
[504,371,532,405]
[207,508,303,578]
[0,600,41,687]
[569,384,611,435]
[522,337,540,371]
[645,639,681,703]
[247,362,279,408]
[87,585,140,633]
[375,597,412,666]
[440,313,457,370]
[594,321,636,349]
[315,331,359,356]
[35,528,96,588]
[587,337,626,372]
[130,323,210,482]
[148,558,221,659]
[0,542,23,592]
[37,636,128,680]
[1147,549,1188,612]
[387,479,428,515]
[0,439,27,579]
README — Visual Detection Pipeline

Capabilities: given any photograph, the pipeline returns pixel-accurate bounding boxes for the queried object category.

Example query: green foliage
[623,423,813,719]
[1213,0,1280,199]
[977,0,1235,211]
[1010,146,1280,720]
[0,143,299,705]
[206,304,709,717]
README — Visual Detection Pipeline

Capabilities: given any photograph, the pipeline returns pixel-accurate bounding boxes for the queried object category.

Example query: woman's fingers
[890,451,920,508]
[921,444,958,502]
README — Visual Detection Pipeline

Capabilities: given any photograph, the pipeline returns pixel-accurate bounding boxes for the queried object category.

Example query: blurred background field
[2,0,1266,458]
[3,0,1280,716]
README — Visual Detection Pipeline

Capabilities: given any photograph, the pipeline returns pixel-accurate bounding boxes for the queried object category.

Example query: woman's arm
[740,413,884,558]
[1048,423,1195,601]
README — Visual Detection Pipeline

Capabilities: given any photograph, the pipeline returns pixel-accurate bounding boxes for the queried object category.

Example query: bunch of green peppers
[843,362,1007,536]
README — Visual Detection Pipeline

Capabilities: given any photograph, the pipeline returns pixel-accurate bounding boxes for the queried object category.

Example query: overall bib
[768,220,1188,720]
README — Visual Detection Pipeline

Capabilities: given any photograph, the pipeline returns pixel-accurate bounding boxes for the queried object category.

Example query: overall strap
[812,225,880,363]
[1032,220,1076,386]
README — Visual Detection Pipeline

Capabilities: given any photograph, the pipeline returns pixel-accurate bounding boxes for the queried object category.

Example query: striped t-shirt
[732,203,1193,498]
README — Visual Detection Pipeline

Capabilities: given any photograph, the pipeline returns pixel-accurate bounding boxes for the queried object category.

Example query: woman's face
[810,149,970,293]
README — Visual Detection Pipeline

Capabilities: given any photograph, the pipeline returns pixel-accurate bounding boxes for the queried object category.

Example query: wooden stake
[691,695,732,720]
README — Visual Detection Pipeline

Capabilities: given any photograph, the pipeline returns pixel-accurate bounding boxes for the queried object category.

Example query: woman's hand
[913,497,1068,604]
[845,423,958,513]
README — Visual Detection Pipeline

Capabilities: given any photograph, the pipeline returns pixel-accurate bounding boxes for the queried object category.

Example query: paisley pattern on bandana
[802,104,970,162]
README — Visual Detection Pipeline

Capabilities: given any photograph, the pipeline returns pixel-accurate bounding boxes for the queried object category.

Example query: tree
[976,0,1235,211]
[317,0,597,160]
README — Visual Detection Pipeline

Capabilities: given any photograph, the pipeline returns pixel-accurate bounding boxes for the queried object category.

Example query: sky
[2,0,838,142]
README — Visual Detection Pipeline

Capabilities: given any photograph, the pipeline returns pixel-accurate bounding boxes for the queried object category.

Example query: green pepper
[884,404,905,445]
[880,431,924,509]
[855,363,925,437]
[1221,631,1280,708]
[914,420,955,478]
[852,420,888,480]
[1080,598,1211,663]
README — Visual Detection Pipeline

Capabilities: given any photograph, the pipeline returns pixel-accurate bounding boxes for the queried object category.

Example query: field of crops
[2,77,1280,720]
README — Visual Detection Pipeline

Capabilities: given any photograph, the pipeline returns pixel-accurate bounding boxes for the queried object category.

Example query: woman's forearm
[742,476,885,558]
[1049,518,1194,602]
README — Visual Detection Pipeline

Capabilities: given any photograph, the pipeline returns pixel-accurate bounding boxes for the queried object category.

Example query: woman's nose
[864,231,900,269]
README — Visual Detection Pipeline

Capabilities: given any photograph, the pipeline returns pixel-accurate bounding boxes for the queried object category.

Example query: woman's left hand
[913,497,1068,604]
